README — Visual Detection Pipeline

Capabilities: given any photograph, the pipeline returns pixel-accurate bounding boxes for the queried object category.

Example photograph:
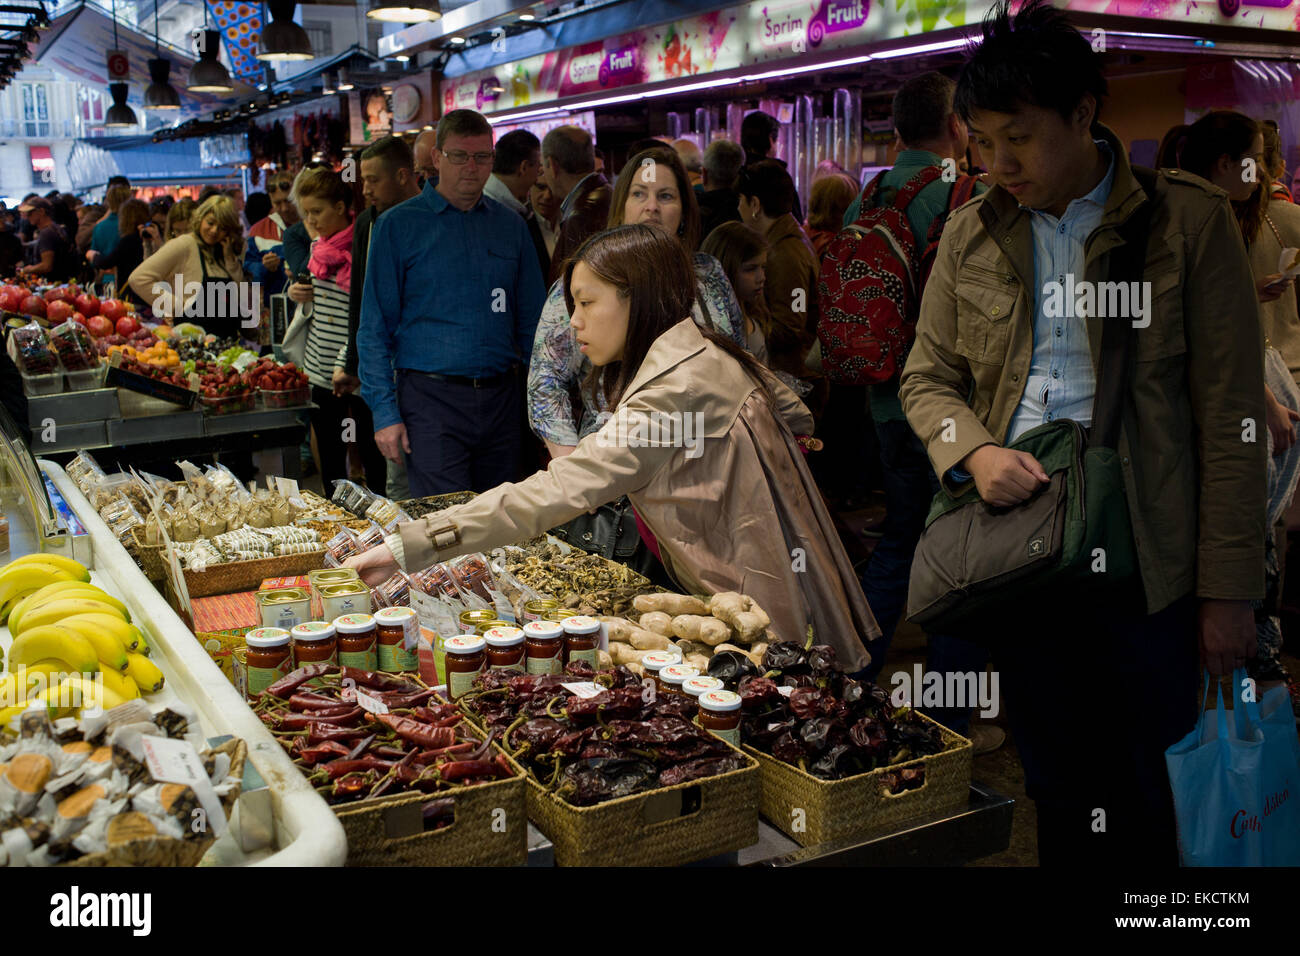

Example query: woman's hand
[332,368,360,396]
[344,542,398,586]
[262,251,282,273]
[1258,273,1294,303]
[287,280,313,304]
[1265,386,1300,452]
[85,249,98,263]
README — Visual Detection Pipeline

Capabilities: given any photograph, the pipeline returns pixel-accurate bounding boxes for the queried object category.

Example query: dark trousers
[397,370,525,496]
[310,385,387,495]
[982,594,1200,867]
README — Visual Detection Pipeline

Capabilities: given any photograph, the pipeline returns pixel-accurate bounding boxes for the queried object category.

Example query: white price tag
[776,685,794,698]
[140,736,227,837]
[355,689,389,715]
[561,681,604,699]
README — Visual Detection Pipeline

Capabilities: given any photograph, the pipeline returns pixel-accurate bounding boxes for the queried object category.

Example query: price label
[561,681,603,699]
[355,689,389,715]
[776,685,794,698]
[140,736,227,837]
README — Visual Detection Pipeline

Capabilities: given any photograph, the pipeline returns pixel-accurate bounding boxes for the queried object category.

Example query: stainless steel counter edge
[41,460,348,868]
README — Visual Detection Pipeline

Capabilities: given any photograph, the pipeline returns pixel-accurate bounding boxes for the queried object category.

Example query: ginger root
[671,614,731,646]
[708,591,771,644]
[637,610,674,636]
[634,593,709,616]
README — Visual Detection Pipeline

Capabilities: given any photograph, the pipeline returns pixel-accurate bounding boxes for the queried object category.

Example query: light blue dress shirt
[1005,141,1116,443]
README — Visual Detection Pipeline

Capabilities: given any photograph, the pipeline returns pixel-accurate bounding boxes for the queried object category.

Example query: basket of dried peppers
[735,640,973,847]
[255,664,526,866]
[459,662,760,867]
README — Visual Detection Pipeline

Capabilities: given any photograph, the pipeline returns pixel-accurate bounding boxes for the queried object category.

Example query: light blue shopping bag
[1165,670,1300,866]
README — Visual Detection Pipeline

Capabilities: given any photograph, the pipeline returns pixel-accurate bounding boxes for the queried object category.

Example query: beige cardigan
[128,234,245,319]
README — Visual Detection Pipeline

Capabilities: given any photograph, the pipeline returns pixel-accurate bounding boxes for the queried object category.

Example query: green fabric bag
[905,168,1158,634]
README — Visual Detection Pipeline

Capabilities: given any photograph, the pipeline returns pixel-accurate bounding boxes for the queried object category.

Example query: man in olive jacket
[899,0,1265,866]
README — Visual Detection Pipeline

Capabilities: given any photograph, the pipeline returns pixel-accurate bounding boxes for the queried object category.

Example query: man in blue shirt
[359,109,547,497]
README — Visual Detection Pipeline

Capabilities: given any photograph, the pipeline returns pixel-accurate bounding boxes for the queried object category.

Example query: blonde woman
[129,194,248,335]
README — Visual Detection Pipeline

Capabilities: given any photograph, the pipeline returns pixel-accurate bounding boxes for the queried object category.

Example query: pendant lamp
[144,0,180,109]
[257,1,315,62]
[367,1,442,23]
[188,28,234,93]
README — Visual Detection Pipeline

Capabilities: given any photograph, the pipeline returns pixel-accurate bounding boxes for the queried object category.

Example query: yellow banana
[41,676,127,715]
[0,661,69,708]
[9,625,99,675]
[12,598,130,636]
[8,580,130,630]
[3,553,90,582]
[96,668,140,701]
[133,627,152,657]
[55,616,128,673]
[0,591,31,624]
[0,564,75,607]
[57,613,142,653]
[124,652,164,694]
[0,704,30,727]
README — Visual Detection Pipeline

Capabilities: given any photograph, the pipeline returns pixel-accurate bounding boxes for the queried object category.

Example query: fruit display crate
[105,351,197,408]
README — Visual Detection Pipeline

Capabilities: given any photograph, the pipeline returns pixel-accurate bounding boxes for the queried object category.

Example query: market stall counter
[18,457,347,866]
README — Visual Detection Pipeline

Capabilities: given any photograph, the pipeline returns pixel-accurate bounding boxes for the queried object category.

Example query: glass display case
[0,403,91,566]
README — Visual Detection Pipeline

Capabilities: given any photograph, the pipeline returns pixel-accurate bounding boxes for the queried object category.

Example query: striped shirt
[303,274,350,390]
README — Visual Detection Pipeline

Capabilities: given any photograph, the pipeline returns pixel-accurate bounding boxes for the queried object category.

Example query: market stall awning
[30,1,259,115]
[65,134,248,191]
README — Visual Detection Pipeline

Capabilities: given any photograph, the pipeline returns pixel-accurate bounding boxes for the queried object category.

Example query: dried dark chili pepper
[372,713,456,750]
[296,740,351,765]
[307,723,375,743]
[265,664,339,699]
[288,691,346,711]
[276,707,364,730]
[439,759,509,782]
[339,667,423,693]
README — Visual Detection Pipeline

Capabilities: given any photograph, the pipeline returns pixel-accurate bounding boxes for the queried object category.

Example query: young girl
[287,167,387,495]
[701,221,772,364]
[349,224,879,669]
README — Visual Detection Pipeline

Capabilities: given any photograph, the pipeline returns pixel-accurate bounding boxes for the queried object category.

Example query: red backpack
[817,168,980,385]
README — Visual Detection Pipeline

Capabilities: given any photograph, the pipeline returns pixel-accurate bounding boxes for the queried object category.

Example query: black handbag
[550,495,662,580]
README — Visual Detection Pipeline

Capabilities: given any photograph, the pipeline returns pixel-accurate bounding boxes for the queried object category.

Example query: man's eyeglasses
[441,149,495,167]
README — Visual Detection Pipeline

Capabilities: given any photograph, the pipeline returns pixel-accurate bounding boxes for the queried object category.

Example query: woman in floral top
[528,146,746,453]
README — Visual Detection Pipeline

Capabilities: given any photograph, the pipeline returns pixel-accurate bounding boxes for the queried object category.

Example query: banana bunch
[0,557,164,716]
[0,554,92,624]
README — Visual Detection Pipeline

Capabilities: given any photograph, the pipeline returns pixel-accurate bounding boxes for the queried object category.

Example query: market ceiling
[28,0,259,111]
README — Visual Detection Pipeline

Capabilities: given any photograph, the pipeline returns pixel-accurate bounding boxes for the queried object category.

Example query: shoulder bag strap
[1089,166,1158,451]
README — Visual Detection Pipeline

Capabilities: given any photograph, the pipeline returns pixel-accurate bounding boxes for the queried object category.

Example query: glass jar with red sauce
[374,606,420,673]
[522,620,563,675]
[290,621,337,683]
[697,689,743,747]
[483,626,525,673]
[444,635,487,700]
[560,615,601,667]
[244,627,291,699]
[333,613,377,670]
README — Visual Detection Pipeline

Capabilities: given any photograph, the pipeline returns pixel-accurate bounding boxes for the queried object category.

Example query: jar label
[489,662,525,673]
[526,653,561,676]
[448,665,483,700]
[708,726,740,748]
[339,649,377,670]
[246,658,291,698]
[379,642,419,673]
[567,647,598,667]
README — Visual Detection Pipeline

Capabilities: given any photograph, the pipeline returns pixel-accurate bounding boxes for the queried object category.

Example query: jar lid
[681,676,725,698]
[260,588,308,602]
[659,664,699,686]
[641,650,680,673]
[483,626,524,647]
[245,627,291,648]
[332,613,375,634]
[522,620,563,640]
[699,689,742,712]
[291,621,336,641]
[445,635,486,654]
[459,608,497,622]
[560,615,601,635]
[475,619,514,634]
[374,606,417,624]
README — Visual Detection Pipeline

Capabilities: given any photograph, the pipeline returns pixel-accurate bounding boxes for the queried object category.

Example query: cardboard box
[260,575,311,592]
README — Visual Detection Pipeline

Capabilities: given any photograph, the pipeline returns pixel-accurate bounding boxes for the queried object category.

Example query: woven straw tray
[746,713,972,847]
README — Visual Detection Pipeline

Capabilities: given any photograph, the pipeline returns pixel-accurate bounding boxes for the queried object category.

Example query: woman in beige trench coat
[347,224,878,670]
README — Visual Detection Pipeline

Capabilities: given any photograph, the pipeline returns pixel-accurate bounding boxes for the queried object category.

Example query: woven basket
[331,716,526,866]
[64,738,247,867]
[129,526,166,583]
[183,550,329,598]
[494,738,758,867]
[746,714,972,847]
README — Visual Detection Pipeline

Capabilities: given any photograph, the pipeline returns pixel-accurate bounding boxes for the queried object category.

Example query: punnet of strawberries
[242,357,309,393]
[193,359,253,399]
[119,355,191,389]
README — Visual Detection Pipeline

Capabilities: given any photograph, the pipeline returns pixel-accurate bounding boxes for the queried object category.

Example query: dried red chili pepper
[307,723,375,743]
[277,707,364,730]
[319,755,395,780]
[372,713,456,750]
[288,691,344,711]
[340,667,422,693]
[439,759,507,782]
[297,740,351,765]
[266,664,339,699]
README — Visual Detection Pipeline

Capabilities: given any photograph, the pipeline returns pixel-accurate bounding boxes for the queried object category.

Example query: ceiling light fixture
[188,24,235,93]
[367,0,442,23]
[144,0,180,108]
[103,0,137,127]
[257,0,314,62]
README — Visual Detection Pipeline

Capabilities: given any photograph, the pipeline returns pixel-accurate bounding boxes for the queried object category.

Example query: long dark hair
[607,147,702,252]
[564,224,774,408]
[1157,110,1264,245]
